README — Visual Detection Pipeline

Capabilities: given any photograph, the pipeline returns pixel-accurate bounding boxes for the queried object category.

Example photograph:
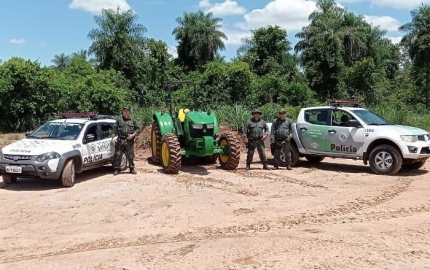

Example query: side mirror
[348,119,361,128]
[85,134,95,141]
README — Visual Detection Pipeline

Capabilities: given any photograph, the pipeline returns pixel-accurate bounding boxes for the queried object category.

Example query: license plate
[5,165,22,174]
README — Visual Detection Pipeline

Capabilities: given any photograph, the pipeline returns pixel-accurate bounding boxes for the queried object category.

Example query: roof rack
[58,113,116,120]
[329,99,360,108]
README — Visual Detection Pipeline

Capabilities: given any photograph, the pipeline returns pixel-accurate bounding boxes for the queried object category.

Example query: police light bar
[330,99,360,107]
[59,112,98,119]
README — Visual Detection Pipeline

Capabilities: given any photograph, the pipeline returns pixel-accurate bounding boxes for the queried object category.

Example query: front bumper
[0,156,64,180]
[400,141,430,159]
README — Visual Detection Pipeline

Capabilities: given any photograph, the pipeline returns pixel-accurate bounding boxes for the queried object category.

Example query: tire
[271,143,300,167]
[161,133,181,174]
[218,133,240,170]
[204,154,218,164]
[2,175,17,184]
[369,144,403,175]
[151,120,162,165]
[61,159,76,188]
[290,143,300,167]
[120,152,128,171]
[305,156,325,163]
[402,159,427,170]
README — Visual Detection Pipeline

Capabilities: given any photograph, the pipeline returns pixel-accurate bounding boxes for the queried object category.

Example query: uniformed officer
[243,109,271,171]
[270,109,293,170]
[112,106,140,175]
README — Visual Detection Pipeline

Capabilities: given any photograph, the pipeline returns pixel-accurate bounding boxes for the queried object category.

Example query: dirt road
[1,150,430,270]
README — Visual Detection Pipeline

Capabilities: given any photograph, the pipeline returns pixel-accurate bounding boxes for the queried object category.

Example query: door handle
[300,127,307,131]
[328,129,336,133]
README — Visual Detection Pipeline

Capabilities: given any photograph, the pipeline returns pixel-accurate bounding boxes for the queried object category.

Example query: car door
[327,109,364,156]
[81,123,103,167]
[98,122,115,161]
[296,108,331,154]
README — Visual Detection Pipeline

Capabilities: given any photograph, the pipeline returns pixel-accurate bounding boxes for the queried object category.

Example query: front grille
[420,147,430,154]
[190,125,214,138]
[418,135,429,141]
[3,155,33,161]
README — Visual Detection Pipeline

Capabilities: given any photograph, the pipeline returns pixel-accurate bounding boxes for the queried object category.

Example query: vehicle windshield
[27,121,84,140]
[350,109,390,125]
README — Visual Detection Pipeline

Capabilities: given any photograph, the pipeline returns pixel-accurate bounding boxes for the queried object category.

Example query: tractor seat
[178,108,190,122]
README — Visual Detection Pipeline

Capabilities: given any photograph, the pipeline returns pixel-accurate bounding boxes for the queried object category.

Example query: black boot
[130,168,137,174]
[245,164,250,171]
[263,162,271,170]
[287,163,292,170]
[273,165,279,170]
[113,170,119,176]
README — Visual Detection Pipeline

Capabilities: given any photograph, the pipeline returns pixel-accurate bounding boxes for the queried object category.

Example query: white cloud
[167,45,177,58]
[10,38,26,45]
[388,36,402,44]
[337,0,430,9]
[235,0,317,32]
[199,0,246,16]
[222,28,250,45]
[363,15,400,31]
[69,0,132,14]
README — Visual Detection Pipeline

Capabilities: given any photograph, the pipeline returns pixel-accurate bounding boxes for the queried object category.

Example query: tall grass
[216,103,250,132]
[131,106,160,127]
[371,104,430,132]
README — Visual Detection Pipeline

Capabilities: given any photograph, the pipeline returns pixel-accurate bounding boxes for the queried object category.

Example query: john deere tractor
[151,81,240,174]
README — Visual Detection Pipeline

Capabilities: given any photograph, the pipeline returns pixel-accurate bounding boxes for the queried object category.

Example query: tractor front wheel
[151,121,162,165]
[161,133,181,174]
[218,133,240,170]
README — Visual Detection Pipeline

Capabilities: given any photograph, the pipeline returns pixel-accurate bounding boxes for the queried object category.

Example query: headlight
[400,135,418,143]
[36,152,61,162]
[192,124,203,129]
[207,124,214,128]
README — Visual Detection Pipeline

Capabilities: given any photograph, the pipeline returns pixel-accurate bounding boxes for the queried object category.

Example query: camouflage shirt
[270,117,293,140]
[112,116,140,139]
[243,118,269,139]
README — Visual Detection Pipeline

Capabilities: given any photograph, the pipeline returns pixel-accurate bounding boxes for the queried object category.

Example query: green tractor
[151,81,240,174]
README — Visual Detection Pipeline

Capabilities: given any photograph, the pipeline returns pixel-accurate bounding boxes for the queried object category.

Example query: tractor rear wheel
[151,121,162,165]
[218,133,240,170]
[161,133,181,174]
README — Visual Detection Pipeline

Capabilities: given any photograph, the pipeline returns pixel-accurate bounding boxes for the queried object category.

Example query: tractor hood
[186,111,215,125]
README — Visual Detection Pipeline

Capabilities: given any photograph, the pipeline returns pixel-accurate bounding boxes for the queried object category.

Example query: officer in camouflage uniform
[112,106,140,175]
[243,109,271,171]
[270,109,293,170]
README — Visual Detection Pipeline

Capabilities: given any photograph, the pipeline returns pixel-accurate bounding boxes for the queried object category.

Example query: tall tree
[51,53,71,70]
[237,25,296,77]
[399,4,430,108]
[87,8,147,83]
[173,11,227,72]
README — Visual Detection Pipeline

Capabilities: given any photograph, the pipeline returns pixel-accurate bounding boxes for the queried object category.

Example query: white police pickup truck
[0,113,128,187]
[266,100,430,175]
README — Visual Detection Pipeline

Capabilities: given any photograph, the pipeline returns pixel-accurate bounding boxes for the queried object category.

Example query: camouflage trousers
[114,139,135,170]
[246,139,267,165]
[274,140,291,166]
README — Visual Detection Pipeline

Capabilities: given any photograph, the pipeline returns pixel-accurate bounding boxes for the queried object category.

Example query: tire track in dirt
[1,178,422,264]
[234,170,328,189]
[2,203,429,264]
[174,174,259,197]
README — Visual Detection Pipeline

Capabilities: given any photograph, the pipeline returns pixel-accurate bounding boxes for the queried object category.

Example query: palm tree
[172,11,227,71]
[51,53,70,70]
[87,7,147,79]
[399,4,430,108]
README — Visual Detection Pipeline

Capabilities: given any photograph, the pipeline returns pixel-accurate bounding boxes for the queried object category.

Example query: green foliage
[216,103,250,132]
[3,3,430,134]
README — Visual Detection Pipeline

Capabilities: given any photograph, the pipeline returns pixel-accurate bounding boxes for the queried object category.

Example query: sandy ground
[1,148,430,270]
